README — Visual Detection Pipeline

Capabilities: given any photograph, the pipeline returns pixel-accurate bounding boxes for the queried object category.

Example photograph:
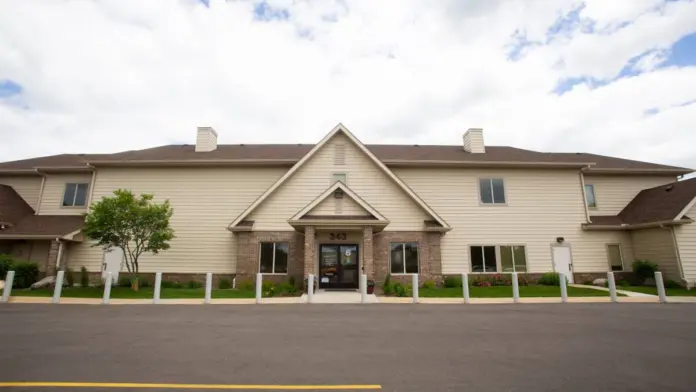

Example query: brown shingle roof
[0,185,35,225]
[0,144,691,173]
[0,215,85,237]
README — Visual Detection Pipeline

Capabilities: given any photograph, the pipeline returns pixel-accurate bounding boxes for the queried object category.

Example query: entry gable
[229,123,450,230]
[290,181,387,222]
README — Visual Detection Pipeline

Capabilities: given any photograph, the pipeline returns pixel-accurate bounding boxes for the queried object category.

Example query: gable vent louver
[334,143,346,165]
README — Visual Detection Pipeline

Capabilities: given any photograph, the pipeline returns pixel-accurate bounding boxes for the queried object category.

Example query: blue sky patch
[253,1,289,21]
[666,32,696,67]
[0,80,22,97]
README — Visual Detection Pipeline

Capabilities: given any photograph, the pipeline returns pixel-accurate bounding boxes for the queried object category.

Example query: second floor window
[62,183,89,207]
[584,184,597,208]
[479,178,506,204]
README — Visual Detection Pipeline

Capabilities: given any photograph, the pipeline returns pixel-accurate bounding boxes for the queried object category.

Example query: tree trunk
[131,276,139,291]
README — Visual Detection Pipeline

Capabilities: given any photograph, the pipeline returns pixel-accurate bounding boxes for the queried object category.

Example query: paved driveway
[1,304,695,391]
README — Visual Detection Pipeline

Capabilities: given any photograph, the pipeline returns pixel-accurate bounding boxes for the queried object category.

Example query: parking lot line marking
[0,382,382,390]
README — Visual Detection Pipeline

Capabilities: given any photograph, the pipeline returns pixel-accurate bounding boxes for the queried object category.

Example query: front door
[552,245,574,283]
[319,244,359,289]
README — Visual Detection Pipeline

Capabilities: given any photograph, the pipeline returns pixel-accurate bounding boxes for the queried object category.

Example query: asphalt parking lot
[1,303,695,391]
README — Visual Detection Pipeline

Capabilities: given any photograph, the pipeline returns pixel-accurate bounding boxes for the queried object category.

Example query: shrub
[277,282,297,295]
[219,278,232,290]
[118,276,131,287]
[0,254,14,280]
[393,282,406,297]
[422,280,436,289]
[80,266,89,287]
[262,281,276,297]
[664,279,681,289]
[471,274,512,287]
[383,274,393,295]
[583,280,593,285]
[187,280,202,289]
[517,274,530,286]
[288,275,296,289]
[538,272,563,286]
[65,268,75,287]
[239,280,254,291]
[443,276,462,288]
[139,278,150,288]
[161,280,183,289]
[633,260,659,284]
[13,261,39,289]
[616,279,630,287]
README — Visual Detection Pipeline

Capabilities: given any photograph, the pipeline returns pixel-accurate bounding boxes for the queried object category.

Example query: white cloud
[0,0,694,170]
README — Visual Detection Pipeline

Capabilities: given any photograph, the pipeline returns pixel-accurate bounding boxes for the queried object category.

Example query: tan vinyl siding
[0,176,42,210]
[584,175,676,216]
[631,227,681,281]
[10,240,50,272]
[394,168,633,274]
[250,134,430,230]
[675,205,696,285]
[38,173,93,215]
[309,194,370,216]
[67,167,285,274]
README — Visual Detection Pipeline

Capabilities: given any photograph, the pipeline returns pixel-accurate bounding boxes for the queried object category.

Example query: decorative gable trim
[289,181,387,222]
[675,196,696,221]
[228,123,450,230]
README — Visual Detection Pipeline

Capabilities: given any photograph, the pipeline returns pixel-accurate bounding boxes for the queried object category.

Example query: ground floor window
[607,244,623,271]
[259,242,289,274]
[470,245,527,273]
[390,243,419,274]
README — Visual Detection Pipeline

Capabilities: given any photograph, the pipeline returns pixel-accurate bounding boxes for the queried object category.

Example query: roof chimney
[195,126,218,152]
[463,128,485,154]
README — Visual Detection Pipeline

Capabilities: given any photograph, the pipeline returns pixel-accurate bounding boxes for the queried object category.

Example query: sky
[0,0,695,170]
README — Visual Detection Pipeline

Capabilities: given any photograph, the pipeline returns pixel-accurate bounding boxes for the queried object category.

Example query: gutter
[579,167,591,224]
[582,218,694,231]
[35,169,46,215]
[382,160,595,169]
[668,226,686,280]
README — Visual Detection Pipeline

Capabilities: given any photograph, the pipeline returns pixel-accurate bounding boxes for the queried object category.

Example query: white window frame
[606,243,624,272]
[389,242,419,275]
[469,245,528,273]
[61,183,89,208]
[585,184,597,209]
[258,242,289,275]
[331,172,347,185]
[478,178,506,205]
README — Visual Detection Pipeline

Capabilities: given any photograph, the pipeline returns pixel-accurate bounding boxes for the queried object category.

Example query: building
[1,124,695,288]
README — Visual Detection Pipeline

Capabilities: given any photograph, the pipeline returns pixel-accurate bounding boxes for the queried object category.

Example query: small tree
[82,189,174,290]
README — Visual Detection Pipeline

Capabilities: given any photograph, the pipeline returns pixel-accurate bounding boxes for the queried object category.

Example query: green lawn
[619,286,696,296]
[419,285,617,298]
[10,287,256,299]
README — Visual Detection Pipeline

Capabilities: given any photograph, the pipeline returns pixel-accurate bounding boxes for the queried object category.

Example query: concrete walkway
[570,283,657,297]
[300,290,379,304]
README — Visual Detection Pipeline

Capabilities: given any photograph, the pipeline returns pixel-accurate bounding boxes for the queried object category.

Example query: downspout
[86,165,97,206]
[579,168,591,223]
[35,169,46,215]
[669,226,686,281]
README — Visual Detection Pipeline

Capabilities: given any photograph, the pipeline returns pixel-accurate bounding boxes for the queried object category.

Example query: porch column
[303,226,316,277]
[46,240,61,277]
[363,226,374,280]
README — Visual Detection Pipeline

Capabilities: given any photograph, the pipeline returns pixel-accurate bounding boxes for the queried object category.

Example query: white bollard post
[512,272,519,303]
[559,272,568,303]
[462,273,469,304]
[607,271,618,302]
[412,274,419,304]
[1,271,15,303]
[308,274,314,304]
[51,271,65,304]
[256,273,262,304]
[204,272,213,304]
[102,272,112,304]
[153,272,162,304]
[360,274,367,304]
[655,271,667,303]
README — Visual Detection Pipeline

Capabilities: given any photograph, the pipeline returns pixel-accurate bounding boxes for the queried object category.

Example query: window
[479,178,505,204]
[332,173,347,184]
[62,183,89,207]
[471,245,527,273]
[390,243,419,274]
[585,184,597,208]
[259,242,289,274]
[607,244,623,272]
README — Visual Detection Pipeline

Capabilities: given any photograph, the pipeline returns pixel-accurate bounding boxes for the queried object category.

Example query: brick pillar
[363,226,374,280]
[46,240,60,277]
[426,232,442,284]
[303,226,316,278]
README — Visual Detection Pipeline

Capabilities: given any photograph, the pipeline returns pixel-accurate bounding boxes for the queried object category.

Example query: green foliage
[139,279,150,288]
[382,274,393,295]
[187,280,202,289]
[517,274,530,286]
[443,276,462,288]
[422,280,436,289]
[80,266,89,287]
[392,282,413,297]
[664,279,681,289]
[262,281,276,297]
[0,254,14,280]
[239,280,255,291]
[118,276,131,287]
[288,275,296,288]
[65,268,75,287]
[538,272,564,286]
[583,280,594,285]
[82,189,175,275]
[277,281,297,295]
[470,274,513,287]
[633,260,659,284]
[218,278,232,290]
[13,261,39,289]
[161,280,183,289]
[616,279,630,287]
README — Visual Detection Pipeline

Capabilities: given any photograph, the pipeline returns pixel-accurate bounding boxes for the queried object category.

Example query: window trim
[606,243,624,272]
[477,178,507,206]
[584,184,598,209]
[60,182,90,208]
[258,242,289,275]
[389,242,419,275]
[469,244,528,273]
[331,172,348,185]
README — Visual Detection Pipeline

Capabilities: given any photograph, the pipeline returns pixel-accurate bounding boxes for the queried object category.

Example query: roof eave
[582,218,693,231]
[582,168,693,176]
[88,159,298,167]
[383,160,594,169]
